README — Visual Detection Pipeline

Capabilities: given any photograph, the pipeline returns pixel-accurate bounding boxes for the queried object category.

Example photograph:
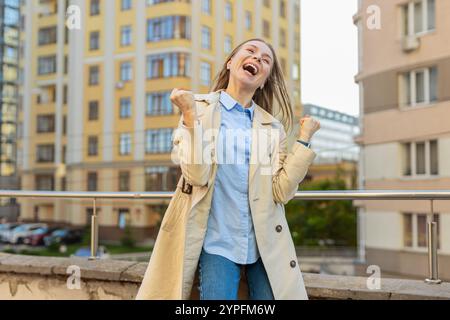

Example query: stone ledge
[303,273,450,300]
[1,253,449,300]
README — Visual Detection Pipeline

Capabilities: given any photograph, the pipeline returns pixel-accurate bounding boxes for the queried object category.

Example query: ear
[227,59,232,70]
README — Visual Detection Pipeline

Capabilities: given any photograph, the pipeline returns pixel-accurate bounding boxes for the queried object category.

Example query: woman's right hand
[170,88,196,127]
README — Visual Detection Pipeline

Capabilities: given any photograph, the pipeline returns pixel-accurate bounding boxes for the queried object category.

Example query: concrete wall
[0,253,449,300]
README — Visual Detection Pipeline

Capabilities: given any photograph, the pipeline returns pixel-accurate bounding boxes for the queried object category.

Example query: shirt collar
[220,91,255,121]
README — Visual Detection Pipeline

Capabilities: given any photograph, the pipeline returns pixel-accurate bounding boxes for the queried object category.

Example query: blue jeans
[198,248,275,300]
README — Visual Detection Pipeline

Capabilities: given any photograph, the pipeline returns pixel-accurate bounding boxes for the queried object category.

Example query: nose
[253,55,262,63]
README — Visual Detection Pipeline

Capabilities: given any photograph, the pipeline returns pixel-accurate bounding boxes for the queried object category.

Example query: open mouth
[243,63,259,76]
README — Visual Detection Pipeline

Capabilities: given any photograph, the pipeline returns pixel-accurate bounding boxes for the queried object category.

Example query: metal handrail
[1,189,448,284]
[1,189,450,199]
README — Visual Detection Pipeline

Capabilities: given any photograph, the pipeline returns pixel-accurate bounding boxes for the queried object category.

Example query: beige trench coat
[135,89,316,300]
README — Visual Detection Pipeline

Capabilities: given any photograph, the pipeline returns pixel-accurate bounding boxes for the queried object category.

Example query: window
[280,28,286,48]
[35,174,54,191]
[119,171,130,191]
[90,0,100,16]
[403,213,440,249]
[200,62,211,86]
[38,26,57,46]
[88,136,98,156]
[120,97,132,118]
[89,101,99,120]
[64,55,68,74]
[146,92,173,115]
[89,65,99,85]
[225,1,233,22]
[147,16,191,42]
[145,128,173,154]
[147,52,191,78]
[401,67,437,107]
[202,0,211,14]
[402,140,438,177]
[118,209,130,229]
[36,144,54,163]
[121,25,132,46]
[119,133,132,155]
[38,55,56,75]
[263,20,270,38]
[294,3,300,24]
[63,84,68,104]
[145,166,181,191]
[294,33,300,52]
[89,31,100,50]
[201,26,211,50]
[120,61,133,82]
[245,11,252,30]
[37,115,55,133]
[402,0,435,36]
[280,58,286,75]
[224,35,232,54]
[87,172,98,191]
[280,0,286,18]
[121,0,132,10]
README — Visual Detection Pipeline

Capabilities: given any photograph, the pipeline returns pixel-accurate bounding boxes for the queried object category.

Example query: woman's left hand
[298,115,320,142]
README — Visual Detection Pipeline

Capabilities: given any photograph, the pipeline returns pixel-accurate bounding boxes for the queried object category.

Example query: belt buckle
[181,177,192,194]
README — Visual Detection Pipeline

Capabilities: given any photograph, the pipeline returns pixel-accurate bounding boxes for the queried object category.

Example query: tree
[285,173,357,247]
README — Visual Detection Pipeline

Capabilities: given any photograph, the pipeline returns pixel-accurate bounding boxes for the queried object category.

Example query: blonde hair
[211,38,294,134]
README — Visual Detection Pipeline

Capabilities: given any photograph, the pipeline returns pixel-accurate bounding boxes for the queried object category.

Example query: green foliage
[120,224,136,248]
[285,174,357,247]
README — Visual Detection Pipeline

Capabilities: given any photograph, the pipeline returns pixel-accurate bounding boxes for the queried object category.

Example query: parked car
[43,228,83,246]
[6,223,47,244]
[23,226,60,246]
[71,246,110,259]
[0,223,22,243]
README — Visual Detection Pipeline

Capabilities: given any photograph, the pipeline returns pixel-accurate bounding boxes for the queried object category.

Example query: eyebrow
[247,44,273,61]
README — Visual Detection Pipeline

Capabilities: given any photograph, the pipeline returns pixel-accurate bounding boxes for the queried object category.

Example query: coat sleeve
[272,125,316,204]
[171,105,211,187]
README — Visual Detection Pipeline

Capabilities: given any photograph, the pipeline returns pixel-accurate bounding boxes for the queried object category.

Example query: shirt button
[290,260,297,268]
[275,225,282,233]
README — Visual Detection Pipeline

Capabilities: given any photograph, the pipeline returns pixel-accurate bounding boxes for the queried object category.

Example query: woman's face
[227,40,274,91]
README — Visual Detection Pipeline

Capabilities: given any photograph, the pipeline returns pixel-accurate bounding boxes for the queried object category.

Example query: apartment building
[354,0,450,280]
[17,0,301,242]
[0,0,20,221]
[302,104,359,188]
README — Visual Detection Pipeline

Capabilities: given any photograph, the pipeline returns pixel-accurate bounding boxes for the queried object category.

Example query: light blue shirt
[202,91,260,265]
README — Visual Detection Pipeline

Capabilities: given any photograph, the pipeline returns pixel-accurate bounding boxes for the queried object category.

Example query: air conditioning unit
[402,35,420,52]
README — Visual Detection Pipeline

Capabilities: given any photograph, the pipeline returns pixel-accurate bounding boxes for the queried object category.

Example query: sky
[301,0,359,117]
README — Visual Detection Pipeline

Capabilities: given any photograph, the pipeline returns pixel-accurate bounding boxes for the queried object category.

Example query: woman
[136,38,320,300]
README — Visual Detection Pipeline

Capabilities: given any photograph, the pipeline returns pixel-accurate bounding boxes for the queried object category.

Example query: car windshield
[13,226,26,232]
[32,228,47,235]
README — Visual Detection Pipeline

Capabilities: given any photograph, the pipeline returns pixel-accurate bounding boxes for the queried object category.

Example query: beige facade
[355,0,450,280]
[17,0,301,242]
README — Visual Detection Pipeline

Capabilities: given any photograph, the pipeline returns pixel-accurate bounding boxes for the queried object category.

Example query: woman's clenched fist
[298,115,321,142]
[170,88,196,127]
